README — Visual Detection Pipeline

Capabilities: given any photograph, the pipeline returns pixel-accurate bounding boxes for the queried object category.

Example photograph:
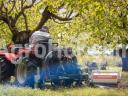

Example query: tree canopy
[0,0,128,48]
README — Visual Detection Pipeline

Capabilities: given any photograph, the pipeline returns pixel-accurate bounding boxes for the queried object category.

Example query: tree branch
[3,2,8,14]
[0,13,18,35]
[23,0,36,9]
[23,12,29,32]
[51,13,72,21]
[66,10,73,18]
[50,12,79,21]
[0,1,4,13]
[8,0,16,14]
[33,6,79,32]
[52,17,71,24]
[14,0,36,24]
[57,3,65,10]
[33,6,51,32]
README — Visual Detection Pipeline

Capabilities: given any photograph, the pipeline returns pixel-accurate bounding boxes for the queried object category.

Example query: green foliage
[0,0,128,47]
[45,0,128,48]
[0,23,12,45]
[83,0,128,47]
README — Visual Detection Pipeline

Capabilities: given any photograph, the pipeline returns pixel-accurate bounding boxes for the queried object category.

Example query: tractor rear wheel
[0,57,15,83]
[16,58,43,88]
[16,58,44,88]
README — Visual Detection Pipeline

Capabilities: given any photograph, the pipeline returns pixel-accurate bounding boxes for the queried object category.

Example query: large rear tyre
[16,58,41,88]
[0,57,15,83]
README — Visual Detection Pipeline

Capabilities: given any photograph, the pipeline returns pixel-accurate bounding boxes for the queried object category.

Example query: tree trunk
[12,31,31,44]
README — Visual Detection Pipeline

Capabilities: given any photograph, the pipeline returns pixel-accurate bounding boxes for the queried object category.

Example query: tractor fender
[0,52,17,62]
[0,48,31,63]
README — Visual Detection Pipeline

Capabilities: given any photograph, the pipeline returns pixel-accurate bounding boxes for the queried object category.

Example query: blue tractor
[12,30,89,88]
[15,47,88,88]
[118,48,128,71]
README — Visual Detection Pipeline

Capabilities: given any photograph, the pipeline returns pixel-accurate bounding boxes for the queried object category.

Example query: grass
[0,85,128,96]
[122,72,128,81]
